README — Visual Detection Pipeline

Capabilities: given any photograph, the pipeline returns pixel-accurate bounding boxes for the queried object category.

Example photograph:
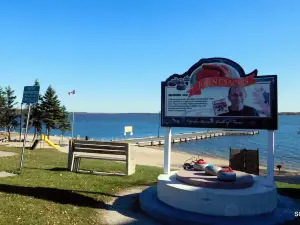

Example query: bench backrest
[71,140,129,156]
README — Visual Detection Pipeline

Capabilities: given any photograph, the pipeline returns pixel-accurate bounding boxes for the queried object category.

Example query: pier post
[164,127,172,174]
[266,130,275,186]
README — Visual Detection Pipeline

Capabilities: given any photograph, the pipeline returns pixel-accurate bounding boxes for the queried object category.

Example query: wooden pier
[121,130,259,147]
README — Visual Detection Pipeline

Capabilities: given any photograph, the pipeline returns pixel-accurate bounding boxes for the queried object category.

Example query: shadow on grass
[46,167,68,172]
[30,167,126,176]
[25,167,69,172]
[277,187,300,199]
[0,184,108,209]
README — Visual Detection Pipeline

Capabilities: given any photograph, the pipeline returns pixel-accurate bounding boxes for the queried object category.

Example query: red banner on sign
[188,72,256,96]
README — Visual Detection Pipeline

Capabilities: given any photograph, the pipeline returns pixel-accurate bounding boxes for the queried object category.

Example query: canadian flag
[68,90,75,95]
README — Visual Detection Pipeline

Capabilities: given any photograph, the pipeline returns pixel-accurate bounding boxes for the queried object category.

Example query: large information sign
[161,58,278,130]
[22,86,40,104]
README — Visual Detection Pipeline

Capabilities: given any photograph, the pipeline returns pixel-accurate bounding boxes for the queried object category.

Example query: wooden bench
[68,139,135,176]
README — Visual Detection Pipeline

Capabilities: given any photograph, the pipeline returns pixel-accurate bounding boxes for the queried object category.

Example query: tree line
[0,79,71,141]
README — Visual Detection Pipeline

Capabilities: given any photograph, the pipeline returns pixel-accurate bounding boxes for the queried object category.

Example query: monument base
[139,185,298,225]
[156,171,277,216]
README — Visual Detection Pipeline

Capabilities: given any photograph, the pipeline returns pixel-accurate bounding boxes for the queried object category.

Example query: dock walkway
[121,130,259,147]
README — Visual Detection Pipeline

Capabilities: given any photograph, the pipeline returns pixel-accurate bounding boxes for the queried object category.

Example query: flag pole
[69,90,75,140]
[72,111,74,139]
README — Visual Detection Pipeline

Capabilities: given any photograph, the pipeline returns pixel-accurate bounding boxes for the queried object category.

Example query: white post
[266,130,275,186]
[19,103,31,170]
[164,127,172,174]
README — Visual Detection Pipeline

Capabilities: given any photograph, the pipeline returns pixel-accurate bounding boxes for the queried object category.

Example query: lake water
[24,113,300,171]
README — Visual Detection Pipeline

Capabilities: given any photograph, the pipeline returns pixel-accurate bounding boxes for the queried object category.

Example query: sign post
[266,130,275,186]
[164,127,172,174]
[20,103,31,170]
[19,103,23,141]
[19,86,40,170]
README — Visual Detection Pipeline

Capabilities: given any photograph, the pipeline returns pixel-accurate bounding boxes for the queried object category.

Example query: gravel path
[0,150,17,157]
[98,186,161,225]
[0,150,18,178]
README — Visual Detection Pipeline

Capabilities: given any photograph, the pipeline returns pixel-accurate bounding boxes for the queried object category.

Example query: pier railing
[120,130,259,147]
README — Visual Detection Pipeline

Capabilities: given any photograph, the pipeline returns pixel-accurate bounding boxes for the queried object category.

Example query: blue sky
[0,0,299,113]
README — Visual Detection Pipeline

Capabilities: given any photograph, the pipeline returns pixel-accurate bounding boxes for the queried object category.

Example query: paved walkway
[0,150,18,178]
[98,186,160,225]
[0,150,17,157]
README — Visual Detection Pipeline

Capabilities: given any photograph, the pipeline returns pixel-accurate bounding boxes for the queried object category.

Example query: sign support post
[266,130,275,186]
[19,103,31,170]
[19,103,23,141]
[19,85,40,170]
[164,127,172,174]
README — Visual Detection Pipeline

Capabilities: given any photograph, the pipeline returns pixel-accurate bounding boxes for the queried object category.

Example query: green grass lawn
[0,146,162,225]
[0,146,299,225]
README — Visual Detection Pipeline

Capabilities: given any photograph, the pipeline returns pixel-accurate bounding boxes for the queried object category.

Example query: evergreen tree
[40,86,61,138]
[2,86,18,140]
[57,105,71,139]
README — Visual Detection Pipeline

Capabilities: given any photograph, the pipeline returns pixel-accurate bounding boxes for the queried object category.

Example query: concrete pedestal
[157,171,277,216]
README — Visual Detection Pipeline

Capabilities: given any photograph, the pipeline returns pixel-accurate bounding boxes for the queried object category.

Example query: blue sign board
[22,86,40,104]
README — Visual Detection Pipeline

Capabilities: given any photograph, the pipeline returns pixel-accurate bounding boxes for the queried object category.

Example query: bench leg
[126,158,136,176]
[70,154,75,172]
[74,158,78,172]
[76,158,81,172]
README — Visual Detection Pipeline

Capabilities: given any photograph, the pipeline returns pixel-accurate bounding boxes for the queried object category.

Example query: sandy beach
[1,132,300,183]
[0,132,235,168]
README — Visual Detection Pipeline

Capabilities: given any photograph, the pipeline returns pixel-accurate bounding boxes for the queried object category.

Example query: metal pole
[266,130,275,186]
[20,103,31,170]
[72,111,75,139]
[19,103,23,142]
[164,127,172,174]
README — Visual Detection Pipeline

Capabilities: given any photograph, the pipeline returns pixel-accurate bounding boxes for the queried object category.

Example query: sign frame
[160,58,278,130]
[22,86,40,104]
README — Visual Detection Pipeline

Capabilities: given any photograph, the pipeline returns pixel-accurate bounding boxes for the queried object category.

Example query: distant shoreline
[14,110,300,115]
[74,112,300,115]
[66,112,300,115]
